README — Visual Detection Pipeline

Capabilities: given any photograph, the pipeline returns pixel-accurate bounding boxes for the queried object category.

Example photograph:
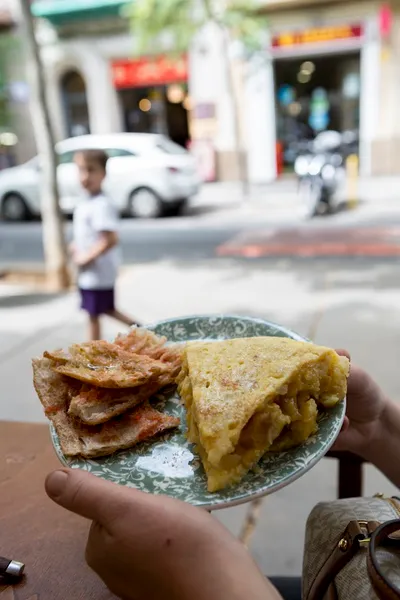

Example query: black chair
[326,451,365,498]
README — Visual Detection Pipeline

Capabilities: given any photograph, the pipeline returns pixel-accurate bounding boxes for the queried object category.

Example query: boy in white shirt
[71,149,139,340]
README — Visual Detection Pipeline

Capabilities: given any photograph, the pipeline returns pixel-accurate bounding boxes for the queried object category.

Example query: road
[0,219,247,265]
[2,200,400,267]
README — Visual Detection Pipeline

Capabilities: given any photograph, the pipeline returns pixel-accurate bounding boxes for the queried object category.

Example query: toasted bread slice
[33,358,179,458]
[115,328,183,388]
[68,382,161,425]
[45,340,167,388]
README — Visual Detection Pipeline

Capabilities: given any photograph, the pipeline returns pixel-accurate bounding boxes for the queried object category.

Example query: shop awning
[31,0,131,25]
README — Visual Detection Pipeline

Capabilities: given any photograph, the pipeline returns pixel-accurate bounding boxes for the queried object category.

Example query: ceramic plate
[51,315,345,511]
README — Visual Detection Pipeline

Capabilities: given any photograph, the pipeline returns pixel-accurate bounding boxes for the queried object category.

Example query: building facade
[250,0,400,181]
[0,0,36,165]
[20,0,400,181]
[29,0,241,182]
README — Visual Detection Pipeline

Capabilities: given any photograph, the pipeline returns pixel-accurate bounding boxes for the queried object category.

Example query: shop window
[61,70,90,138]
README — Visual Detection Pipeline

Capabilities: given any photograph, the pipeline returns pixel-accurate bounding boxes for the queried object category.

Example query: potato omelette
[177,337,349,492]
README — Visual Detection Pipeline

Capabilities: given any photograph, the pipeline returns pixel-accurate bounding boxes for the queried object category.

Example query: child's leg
[107,309,140,327]
[89,315,101,340]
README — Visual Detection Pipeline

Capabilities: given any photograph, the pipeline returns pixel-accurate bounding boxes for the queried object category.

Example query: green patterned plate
[50,315,345,511]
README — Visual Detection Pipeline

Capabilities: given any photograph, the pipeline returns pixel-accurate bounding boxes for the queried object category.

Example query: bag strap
[367,519,400,600]
[307,520,379,600]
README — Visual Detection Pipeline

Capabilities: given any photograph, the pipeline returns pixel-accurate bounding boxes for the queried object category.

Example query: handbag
[302,496,400,600]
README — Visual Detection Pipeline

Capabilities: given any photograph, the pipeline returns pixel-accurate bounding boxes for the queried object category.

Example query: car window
[58,151,75,164]
[155,137,188,155]
[105,148,136,158]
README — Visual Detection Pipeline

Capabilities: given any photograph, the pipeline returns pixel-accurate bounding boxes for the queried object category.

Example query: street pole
[18,0,70,290]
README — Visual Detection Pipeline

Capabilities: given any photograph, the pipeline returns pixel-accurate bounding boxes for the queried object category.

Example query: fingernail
[46,470,68,499]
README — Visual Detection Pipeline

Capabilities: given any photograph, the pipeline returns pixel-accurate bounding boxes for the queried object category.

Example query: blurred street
[1,252,399,577]
[2,178,400,267]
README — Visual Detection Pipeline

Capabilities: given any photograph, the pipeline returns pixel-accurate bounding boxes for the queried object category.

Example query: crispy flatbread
[115,328,183,387]
[68,382,161,425]
[33,358,179,458]
[64,330,183,425]
[177,337,349,492]
[45,340,168,388]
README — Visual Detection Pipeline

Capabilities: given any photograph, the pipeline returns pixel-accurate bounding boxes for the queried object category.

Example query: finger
[45,468,143,524]
[341,415,350,433]
[346,362,374,397]
[336,349,351,361]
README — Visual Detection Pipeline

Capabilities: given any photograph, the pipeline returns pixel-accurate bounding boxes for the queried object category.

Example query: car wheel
[1,193,30,222]
[128,188,162,219]
[164,199,187,217]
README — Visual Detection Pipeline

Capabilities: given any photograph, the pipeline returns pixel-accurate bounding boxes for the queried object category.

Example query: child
[71,149,139,341]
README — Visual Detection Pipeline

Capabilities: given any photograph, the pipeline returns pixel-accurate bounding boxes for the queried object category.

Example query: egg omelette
[177,337,349,492]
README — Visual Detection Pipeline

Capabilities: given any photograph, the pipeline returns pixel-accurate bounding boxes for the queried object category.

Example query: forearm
[80,234,117,266]
[175,552,283,600]
[361,399,400,488]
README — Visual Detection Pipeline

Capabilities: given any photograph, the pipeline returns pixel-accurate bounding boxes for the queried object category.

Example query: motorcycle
[294,131,356,218]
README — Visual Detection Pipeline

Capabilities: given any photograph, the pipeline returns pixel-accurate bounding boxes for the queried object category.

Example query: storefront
[112,55,190,148]
[246,0,398,181]
[273,24,363,170]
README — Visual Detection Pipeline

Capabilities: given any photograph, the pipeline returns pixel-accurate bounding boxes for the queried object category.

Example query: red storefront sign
[272,24,363,48]
[379,4,392,38]
[112,56,188,89]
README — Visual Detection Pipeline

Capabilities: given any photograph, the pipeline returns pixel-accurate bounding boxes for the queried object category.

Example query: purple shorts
[79,288,115,317]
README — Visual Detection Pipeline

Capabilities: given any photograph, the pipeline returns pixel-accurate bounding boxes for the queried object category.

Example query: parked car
[0,133,202,221]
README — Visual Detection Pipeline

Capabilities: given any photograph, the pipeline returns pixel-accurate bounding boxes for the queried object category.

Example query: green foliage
[0,33,13,130]
[122,0,204,55]
[123,0,268,57]
[224,0,269,54]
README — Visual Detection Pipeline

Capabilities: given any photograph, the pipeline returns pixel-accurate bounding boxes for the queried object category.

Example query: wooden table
[0,421,365,599]
[0,421,116,600]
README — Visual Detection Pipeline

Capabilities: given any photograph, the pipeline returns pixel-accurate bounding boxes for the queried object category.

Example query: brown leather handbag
[303,496,400,600]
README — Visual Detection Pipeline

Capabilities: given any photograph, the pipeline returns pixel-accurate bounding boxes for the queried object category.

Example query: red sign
[112,56,188,89]
[379,4,392,38]
[272,24,363,48]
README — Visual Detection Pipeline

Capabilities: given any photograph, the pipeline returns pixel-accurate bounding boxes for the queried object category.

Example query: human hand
[45,469,278,600]
[74,253,91,268]
[332,350,389,457]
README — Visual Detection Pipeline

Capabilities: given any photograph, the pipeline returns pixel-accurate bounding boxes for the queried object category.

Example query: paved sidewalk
[1,258,399,576]
[197,175,400,209]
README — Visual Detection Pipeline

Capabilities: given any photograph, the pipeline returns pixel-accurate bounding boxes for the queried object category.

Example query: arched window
[61,70,90,137]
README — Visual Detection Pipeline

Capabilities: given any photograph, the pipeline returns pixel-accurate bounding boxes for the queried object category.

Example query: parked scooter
[294,131,357,218]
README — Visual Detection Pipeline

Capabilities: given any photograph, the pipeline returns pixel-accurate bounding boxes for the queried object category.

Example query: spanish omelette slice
[177,337,349,492]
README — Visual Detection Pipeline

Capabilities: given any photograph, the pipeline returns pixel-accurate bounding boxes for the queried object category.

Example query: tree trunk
[201,0,248,195]
[220,28,249,196]
[18,0,70,290]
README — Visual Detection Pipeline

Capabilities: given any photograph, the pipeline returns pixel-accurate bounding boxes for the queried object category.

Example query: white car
[0,133,202,220]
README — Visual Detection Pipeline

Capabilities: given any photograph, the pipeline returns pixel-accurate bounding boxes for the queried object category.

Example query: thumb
[45,468,142,523]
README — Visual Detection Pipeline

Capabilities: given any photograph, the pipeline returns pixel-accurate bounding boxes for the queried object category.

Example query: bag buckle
[357,521,379,546]
[338,521,381,552]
